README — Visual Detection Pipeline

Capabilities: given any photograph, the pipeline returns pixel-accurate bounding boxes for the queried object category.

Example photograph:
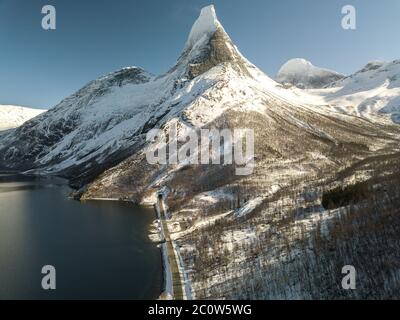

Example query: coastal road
[158,199,185,300]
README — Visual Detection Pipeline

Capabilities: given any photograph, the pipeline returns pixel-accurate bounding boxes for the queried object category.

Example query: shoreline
[154,202,173,300]
[80,193,190,300]
[80,195,171,299]
[154,196,191,300]
[0,177,163,299]
[1,171,186,300]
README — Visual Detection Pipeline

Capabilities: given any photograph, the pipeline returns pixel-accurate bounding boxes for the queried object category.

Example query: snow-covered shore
[153,197,192,300]
[154,201,173,299]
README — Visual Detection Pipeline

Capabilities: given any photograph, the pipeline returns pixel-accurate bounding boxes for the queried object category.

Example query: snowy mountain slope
[82,6,400,201]
[276,58,345,89]
[278,59,400,124]
[0,6,250,178]
[317,60,400,123]
[0,5,286,183]
[0,4,397,188]
[0,105,45,131]
[0,67,157,179]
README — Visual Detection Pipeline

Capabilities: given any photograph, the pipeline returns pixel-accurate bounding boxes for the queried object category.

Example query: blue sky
[0,0,399,109]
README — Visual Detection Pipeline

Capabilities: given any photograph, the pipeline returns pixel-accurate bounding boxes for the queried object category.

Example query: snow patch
[0,105,46,131]
[185,5,220,50]
[234,197,263,218]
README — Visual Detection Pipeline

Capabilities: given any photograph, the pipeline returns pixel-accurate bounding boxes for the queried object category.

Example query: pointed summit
[185,5,222,50]
[175,5,252,79]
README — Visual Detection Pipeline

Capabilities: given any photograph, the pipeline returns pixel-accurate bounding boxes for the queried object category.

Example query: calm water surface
[0,174,162,299]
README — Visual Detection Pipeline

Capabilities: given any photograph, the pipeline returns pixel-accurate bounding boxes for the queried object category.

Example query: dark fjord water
[0,174,162,299]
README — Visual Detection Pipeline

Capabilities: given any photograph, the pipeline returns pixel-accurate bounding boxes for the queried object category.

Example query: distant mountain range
[276,58,400,124]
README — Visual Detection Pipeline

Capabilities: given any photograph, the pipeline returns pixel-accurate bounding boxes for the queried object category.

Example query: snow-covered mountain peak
[1,5,398,188]
[280,58,313,71]
[170,4,257,82]
[95,67,152,86]
[276,58,345,89]
[296,59,400,124]
[0,5,260,179]
[185,5,221,50]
